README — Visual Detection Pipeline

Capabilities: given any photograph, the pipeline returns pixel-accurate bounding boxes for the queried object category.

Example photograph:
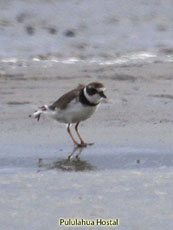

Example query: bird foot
[87,142,94,146]
[76,142,94,148]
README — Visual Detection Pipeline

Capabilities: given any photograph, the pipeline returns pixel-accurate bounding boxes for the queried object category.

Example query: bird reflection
[38,146,96,172]
[67,145,83,159]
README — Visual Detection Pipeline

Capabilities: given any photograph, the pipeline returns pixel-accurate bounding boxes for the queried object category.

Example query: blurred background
[0,0,173,64]
[1,2,173,230]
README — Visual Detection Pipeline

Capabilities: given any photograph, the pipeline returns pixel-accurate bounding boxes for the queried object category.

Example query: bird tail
[29,105,49,121]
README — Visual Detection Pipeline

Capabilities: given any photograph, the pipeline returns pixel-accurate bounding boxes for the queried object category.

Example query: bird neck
[79,88,99,106]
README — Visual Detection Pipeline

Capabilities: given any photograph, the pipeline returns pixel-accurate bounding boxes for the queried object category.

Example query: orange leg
[75,122,86,145]
[67,124,80,146]
[75,122,94,147]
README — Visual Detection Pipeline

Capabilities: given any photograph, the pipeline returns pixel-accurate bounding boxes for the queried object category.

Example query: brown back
[49,84,85,110]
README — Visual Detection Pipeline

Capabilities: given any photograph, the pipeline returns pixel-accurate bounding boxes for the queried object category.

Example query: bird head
[84,82,107,104]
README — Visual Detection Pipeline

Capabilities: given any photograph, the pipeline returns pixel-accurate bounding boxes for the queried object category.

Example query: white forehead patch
[97,87,105,92]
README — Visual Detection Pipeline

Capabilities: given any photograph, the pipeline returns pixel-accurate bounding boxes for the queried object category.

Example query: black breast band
[79,89,99,106]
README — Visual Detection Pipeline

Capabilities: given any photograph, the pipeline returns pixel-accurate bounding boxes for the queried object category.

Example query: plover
[30,82,106,147]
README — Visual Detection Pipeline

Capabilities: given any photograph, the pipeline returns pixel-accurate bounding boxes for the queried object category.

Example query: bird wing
[49,84,85,110]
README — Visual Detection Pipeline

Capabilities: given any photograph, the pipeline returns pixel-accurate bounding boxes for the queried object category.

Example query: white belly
[51,100,98,124]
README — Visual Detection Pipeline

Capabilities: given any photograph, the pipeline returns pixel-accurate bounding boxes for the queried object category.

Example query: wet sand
[0,61,173,229]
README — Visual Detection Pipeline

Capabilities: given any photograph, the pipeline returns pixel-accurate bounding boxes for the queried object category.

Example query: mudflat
[0,61,173,230]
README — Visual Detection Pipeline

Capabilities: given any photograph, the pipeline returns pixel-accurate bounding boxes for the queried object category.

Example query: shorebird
[30,82,106,147]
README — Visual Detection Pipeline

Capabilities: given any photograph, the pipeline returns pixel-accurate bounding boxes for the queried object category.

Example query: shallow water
[1,0,173,61]
[1,30,173,230]
[1,144,173,174]
[0,144,173,230]
[1,0,173,228]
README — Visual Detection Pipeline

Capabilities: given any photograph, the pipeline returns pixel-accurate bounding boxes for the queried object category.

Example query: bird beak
[99,91,107,98]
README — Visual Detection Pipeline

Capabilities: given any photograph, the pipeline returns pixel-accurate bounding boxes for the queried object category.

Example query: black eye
[90,88,97,94]
[87,87,97,95]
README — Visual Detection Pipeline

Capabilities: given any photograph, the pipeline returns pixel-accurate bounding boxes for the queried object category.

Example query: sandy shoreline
[1,61,173,147]
[0,61,173,230]
[1,0,173,228]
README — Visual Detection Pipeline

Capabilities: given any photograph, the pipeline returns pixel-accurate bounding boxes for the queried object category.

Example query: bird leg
[75,122,94,147]
[67,123,81,146]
